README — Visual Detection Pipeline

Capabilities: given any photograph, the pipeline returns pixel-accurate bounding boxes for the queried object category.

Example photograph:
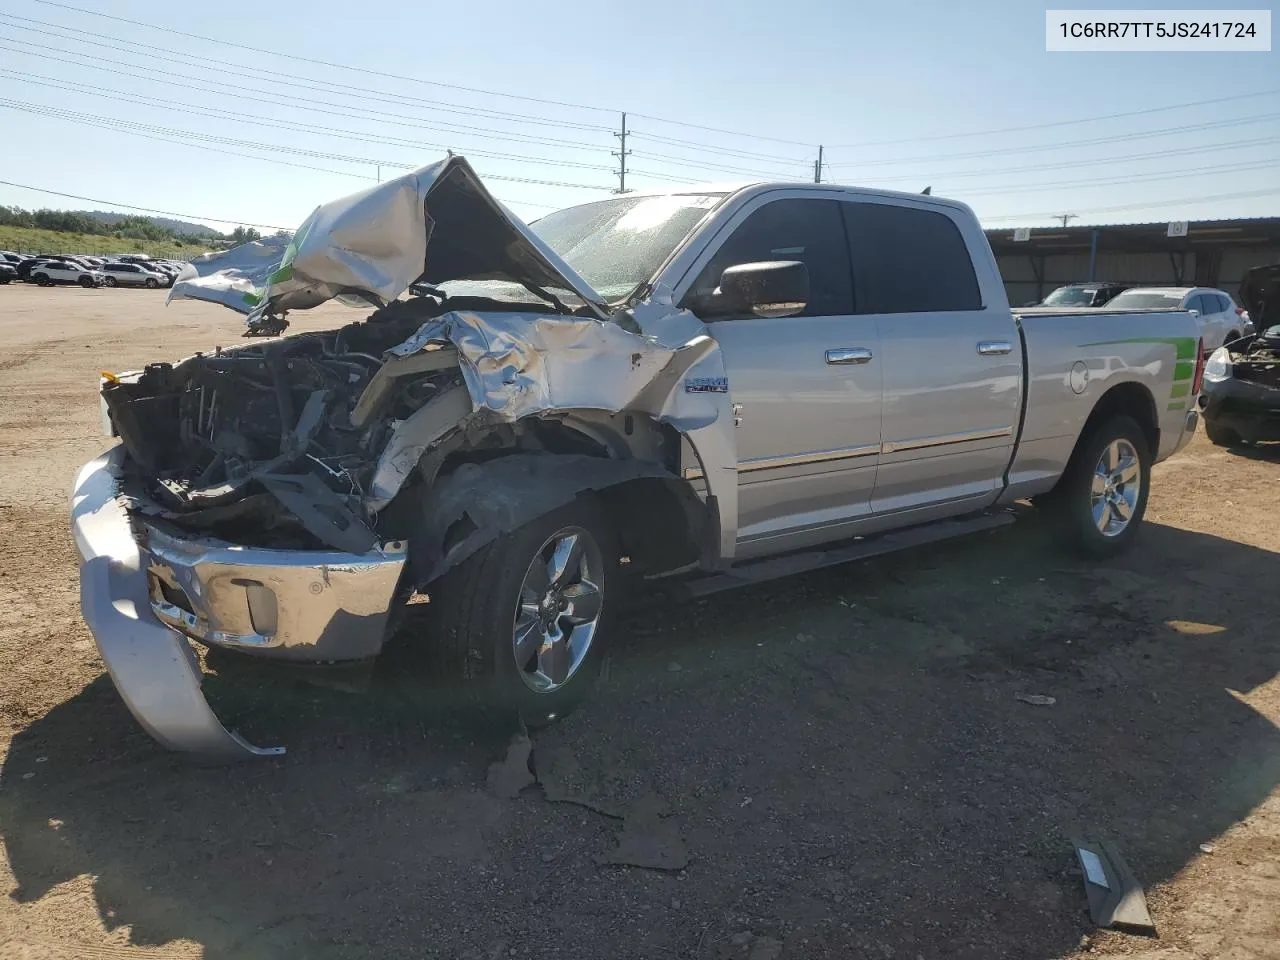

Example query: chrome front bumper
[71,447,407,759]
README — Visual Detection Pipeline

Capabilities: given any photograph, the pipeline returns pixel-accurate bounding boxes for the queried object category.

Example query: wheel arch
[1048,380,1158,499]
[383,450,712,591]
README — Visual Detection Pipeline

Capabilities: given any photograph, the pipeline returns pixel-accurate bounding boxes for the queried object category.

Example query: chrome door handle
[825,347,873,365]
[977,341,1013,356]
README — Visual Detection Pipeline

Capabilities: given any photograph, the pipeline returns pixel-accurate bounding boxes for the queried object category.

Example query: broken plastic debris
[1073,840,1155,935]
[1016,694,1057,706]
[1199,842,1215,854]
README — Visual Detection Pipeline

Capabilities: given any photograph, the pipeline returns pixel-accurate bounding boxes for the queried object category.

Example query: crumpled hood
[1240,263,1280,337]
[169,155,609,325]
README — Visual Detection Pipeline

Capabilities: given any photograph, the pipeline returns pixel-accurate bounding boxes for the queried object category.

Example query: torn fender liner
[72,449,283,760]
[405,453,691,585]
[169,155,610,327]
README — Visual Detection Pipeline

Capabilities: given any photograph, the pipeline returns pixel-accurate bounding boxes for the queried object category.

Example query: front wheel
[426,496,619,727]
[79,275,94,288]
[144,277,158,289]
[103,276,118,287]
[1041,415,1151,558]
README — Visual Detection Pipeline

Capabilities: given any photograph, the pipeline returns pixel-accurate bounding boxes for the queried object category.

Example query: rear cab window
[841,202,981,314]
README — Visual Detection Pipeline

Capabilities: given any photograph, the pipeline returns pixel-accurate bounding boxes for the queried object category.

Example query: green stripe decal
[1168,400,1187,411]
[1080,336,1199,360]
[1173,359,1195,382]
[1170,382,1191,399]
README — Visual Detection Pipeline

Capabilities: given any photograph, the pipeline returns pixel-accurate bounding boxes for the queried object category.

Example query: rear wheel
[1041,415,1150,558]
[425,496,618,728]
[144,277,158,288]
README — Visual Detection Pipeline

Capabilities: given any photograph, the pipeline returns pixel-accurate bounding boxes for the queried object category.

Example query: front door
[684,195,882,557]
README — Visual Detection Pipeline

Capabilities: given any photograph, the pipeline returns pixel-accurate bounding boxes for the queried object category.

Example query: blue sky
[0,0,1276,233]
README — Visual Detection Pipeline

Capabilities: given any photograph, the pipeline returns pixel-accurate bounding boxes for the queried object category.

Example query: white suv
[29,261,105,288]
[100,262,172,288]
[1103,287,1245,351]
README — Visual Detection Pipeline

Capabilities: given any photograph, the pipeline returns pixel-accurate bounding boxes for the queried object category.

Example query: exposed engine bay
[1228,328,1280,389]
[100,294,610,555]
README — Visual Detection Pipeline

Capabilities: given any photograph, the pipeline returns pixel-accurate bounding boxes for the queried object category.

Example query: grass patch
[0,225,215,259]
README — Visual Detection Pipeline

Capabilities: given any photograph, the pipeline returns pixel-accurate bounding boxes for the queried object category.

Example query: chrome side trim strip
[683,428,1013,480]
[682,443,879,481]
[881,425,1013,455]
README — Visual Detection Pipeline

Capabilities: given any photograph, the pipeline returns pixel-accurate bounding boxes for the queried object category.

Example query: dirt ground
[0,285,1276,960]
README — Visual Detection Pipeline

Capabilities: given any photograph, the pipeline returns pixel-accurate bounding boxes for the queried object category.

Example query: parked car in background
[1,251,23,265]
[1200,264,1280,446]
[30,261,105,287]
[16,257,47,281]
[1104,287,1244,351]
[1040,282,1129,307]
[99,261,171,288]
[0,262,17,284]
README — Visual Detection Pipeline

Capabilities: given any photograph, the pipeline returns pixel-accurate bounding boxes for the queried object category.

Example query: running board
[668,510,1016,599]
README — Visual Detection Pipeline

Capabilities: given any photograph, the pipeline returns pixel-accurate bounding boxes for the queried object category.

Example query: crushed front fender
[72,448,285,760]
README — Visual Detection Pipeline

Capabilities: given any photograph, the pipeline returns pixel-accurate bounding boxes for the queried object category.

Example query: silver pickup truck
[71,157,1203,759]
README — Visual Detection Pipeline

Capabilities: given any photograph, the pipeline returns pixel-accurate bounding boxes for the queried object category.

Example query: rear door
[842,199,1023,516]
[680,193,882,556]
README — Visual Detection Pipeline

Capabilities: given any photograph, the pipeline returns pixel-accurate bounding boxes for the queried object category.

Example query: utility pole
[813,145,824,183]
[1055,213,1077,228]
[376,164,381,183]
[612,112,631,194]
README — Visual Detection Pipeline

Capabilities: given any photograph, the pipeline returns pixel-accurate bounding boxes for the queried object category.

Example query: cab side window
[842,202,982,314]
[686,198,853,317]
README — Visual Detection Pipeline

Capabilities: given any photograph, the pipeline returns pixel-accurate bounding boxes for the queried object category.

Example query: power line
[29,0,620,116]
[25,0,819,151]
[627,131,810,165]
[628,151,804,180]
[0,35,614,149]
[0,68,616,174]
[945,158,1280,198]
[823,112,1280,168]
[628,111,813,148]
[829,87,1280,148]
[0,17,614,143]
[843,136,1280,184]
[0,178,292,230]
[0,99,612,192]
[982,187,1280,222]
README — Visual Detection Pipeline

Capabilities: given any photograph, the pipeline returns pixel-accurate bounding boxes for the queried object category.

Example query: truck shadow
[2,518,1278,959]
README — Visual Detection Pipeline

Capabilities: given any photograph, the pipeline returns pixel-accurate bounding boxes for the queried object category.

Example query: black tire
[103,276,117,287]
[79,275,94,288]
[145,277,158,289]
[1041,415,1151,559]
[34,274,50,287]
[1204,418,1244,447]
[426,495,619,728]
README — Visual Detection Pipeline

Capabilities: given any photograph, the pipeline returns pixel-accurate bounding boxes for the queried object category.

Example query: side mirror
[716,260,809,319]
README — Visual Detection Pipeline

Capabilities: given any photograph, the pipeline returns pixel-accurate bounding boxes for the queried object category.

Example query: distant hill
[77,210,222,239]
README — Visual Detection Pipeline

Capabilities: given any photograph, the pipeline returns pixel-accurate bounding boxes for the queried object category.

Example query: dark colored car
[1040,283,1129,308]
[0,262,17,284]
[1199,263,1280,446]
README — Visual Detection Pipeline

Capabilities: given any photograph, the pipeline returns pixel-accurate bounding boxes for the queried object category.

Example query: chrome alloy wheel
[512,526,604,693]
[1091,438,1141,537]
